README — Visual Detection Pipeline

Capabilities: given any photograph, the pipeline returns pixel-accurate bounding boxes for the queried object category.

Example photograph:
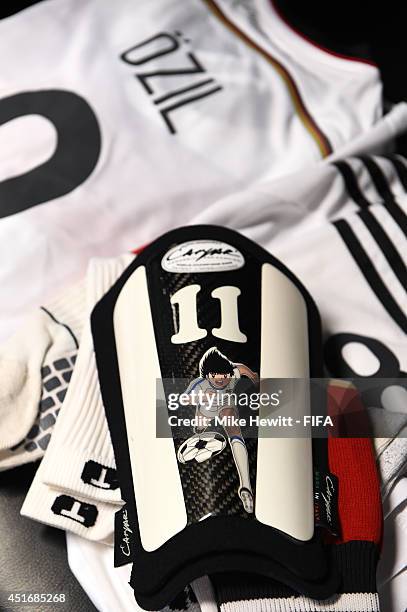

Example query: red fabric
[327,382,383,546]
[131,244,147,255]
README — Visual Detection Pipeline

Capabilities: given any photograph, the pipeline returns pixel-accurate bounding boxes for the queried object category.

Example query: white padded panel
[255,263,314,541]
[113,266,187,551]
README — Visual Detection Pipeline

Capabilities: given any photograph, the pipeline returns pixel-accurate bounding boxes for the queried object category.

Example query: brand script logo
[162,240,245,273]
[321,475,335,525]
[120,509,133,557]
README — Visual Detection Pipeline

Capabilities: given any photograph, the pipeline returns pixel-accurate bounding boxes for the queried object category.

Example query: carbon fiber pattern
[178,437,257,521]
[147,242,261,524]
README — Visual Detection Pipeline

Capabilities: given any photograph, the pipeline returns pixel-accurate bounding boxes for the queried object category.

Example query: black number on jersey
[324,332,406,410]
[0,90,101,219]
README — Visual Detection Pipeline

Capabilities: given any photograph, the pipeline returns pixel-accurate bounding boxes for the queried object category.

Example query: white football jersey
[0,0,385,339]
[190,153,407,602]
[198,152,407,399]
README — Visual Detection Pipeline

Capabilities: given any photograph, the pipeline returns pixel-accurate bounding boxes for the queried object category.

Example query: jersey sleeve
[184,377,204,395]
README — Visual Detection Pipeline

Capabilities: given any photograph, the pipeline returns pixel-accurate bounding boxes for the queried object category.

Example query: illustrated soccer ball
[177,432,227,465]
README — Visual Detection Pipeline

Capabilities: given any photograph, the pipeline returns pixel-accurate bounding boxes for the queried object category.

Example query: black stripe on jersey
[332,161,370,209]
[358,210,407,292]
[333,219,407,334]
[333,160,407,293]
[383,154,407,191]
[357,155,407,236]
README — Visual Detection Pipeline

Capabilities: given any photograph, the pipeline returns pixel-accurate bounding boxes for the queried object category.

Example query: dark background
[0,1,404,611]
[274,1,407,104]
[0,463,97,612]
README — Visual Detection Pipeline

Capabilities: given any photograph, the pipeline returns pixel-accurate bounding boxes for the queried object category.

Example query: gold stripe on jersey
[203,0,332,157]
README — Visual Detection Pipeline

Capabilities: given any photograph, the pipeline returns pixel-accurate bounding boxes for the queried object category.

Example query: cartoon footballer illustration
[177,347,259,514]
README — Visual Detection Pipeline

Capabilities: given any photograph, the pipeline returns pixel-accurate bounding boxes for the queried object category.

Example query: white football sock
[40,253,133,504]
[0,280,85,467]
[21,254,133,542]
[21,464,116,545]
